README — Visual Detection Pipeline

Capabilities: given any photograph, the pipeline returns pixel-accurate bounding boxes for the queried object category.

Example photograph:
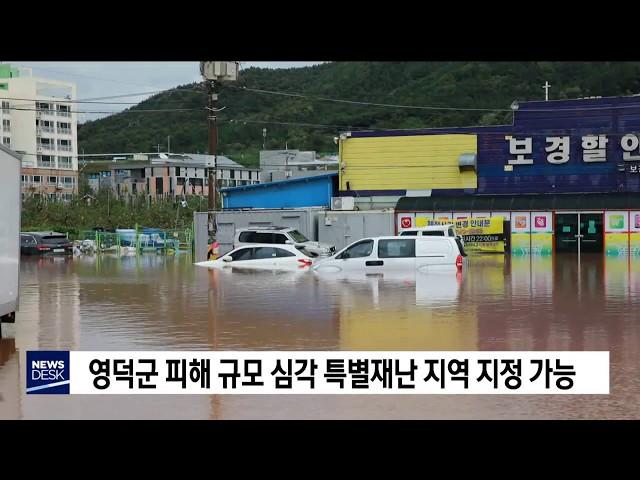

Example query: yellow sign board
[415,216,505,253]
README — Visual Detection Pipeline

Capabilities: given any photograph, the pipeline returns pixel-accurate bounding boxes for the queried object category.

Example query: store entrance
[554,213,603,253]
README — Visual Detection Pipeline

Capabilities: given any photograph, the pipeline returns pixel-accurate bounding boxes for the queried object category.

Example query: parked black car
[20,232,73,255]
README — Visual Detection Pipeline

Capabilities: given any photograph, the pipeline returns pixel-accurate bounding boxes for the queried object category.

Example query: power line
[1,86,206,105]
[2,96,142,105]
[11,63,171,89]
[75,85,205,103]
[230,84,640,114]
[228,85,514,112]
[220,117,379,131]
[5,106,204,114]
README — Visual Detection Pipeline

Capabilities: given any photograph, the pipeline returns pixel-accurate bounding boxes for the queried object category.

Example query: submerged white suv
[313,236,465,274]
[399,225,465,248]
[234,226,336,258]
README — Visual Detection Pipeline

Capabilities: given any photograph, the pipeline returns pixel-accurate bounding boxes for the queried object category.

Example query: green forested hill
[77,62,640,166]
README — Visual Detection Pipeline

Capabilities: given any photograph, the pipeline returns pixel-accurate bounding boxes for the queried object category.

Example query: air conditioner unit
[332,196,355,211]
[458,153,477,171]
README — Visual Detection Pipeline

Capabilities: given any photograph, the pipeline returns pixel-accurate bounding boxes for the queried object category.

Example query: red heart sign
[401,217,412,229]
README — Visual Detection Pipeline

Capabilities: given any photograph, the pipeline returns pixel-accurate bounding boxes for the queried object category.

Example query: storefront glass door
[579,213,603,253]
[554,213,603,254]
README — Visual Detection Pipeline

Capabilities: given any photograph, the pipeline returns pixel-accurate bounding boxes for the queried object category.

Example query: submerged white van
[399,225,465,247]
[312,236,465,274]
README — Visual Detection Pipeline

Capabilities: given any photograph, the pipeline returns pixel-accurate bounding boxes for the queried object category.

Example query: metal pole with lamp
[200,61,239,234]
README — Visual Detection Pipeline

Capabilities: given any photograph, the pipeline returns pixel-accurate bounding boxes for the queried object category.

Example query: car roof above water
[360,236,455,241]
[22,231,66,237]
[230,243,302,250]
[236,226,293,232]
[405,225,454,231]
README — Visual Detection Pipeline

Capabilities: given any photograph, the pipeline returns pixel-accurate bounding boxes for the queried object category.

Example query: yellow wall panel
[340,134,478,191]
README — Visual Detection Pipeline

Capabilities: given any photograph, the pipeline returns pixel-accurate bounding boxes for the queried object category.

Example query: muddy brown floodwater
[1,253,639,419]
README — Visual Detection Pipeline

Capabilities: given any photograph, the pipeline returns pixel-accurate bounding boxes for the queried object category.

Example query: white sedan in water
[195,243,315,271]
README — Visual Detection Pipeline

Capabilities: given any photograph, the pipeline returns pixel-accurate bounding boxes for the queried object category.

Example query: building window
[63,176,74,187]
[57,139,72,151]
[21,175,27,184]
[38,138,54,150]
[32,175,42,184]
[62,193,72,201]
[58,156,72,169]
[37,155,54,168]
[230,169,235,179]
[48,176,58,185]
[2,136,10,147]
[48,193,57,201]
[2,119,9,132]
[57,104,71,117]
[37,119,54,132]
[1,101,9,114]
[57,122,71,134]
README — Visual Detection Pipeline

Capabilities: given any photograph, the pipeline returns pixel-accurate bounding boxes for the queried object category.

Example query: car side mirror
[285,240,294,245]
[222,256,232,262]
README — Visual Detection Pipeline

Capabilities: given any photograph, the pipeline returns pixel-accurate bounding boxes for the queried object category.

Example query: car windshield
[289,230,308,243]
[42,235,68,244]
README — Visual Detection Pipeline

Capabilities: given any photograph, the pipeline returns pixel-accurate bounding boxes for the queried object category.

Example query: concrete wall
[211,208,325,255]
[318,210,396,252]
[193,211,210,263]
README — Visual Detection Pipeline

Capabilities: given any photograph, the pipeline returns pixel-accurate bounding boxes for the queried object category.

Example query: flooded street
[1,253,639,419]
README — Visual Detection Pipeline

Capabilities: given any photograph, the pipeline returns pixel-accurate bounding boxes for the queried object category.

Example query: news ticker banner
[26,351,609,395]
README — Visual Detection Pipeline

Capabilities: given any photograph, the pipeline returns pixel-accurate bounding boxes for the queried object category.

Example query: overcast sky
[5,62,323,122]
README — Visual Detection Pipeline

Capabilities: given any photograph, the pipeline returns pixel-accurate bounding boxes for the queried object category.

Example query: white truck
[0,144,20,334]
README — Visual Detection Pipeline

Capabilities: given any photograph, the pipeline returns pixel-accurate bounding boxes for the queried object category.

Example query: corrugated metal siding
[340,134,477,191]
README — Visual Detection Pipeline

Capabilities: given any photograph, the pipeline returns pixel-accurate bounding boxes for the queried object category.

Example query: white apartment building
[0,64,78,201]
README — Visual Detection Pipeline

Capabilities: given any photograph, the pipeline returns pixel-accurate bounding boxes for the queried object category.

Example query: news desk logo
[26,351,70,394]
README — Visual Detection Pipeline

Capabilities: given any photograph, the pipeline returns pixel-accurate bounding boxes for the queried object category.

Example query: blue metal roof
[220,172,338,193]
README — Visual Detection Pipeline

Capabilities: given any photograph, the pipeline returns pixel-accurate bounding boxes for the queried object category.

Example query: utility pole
[167,135,171,154]
[207,79,218,212]
[200,61,239,231]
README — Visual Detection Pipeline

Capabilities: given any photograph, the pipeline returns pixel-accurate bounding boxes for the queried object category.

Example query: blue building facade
[221,173,338,209]
[478,96,640,195]
[347,94,640,196]
[343,94,640,256]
